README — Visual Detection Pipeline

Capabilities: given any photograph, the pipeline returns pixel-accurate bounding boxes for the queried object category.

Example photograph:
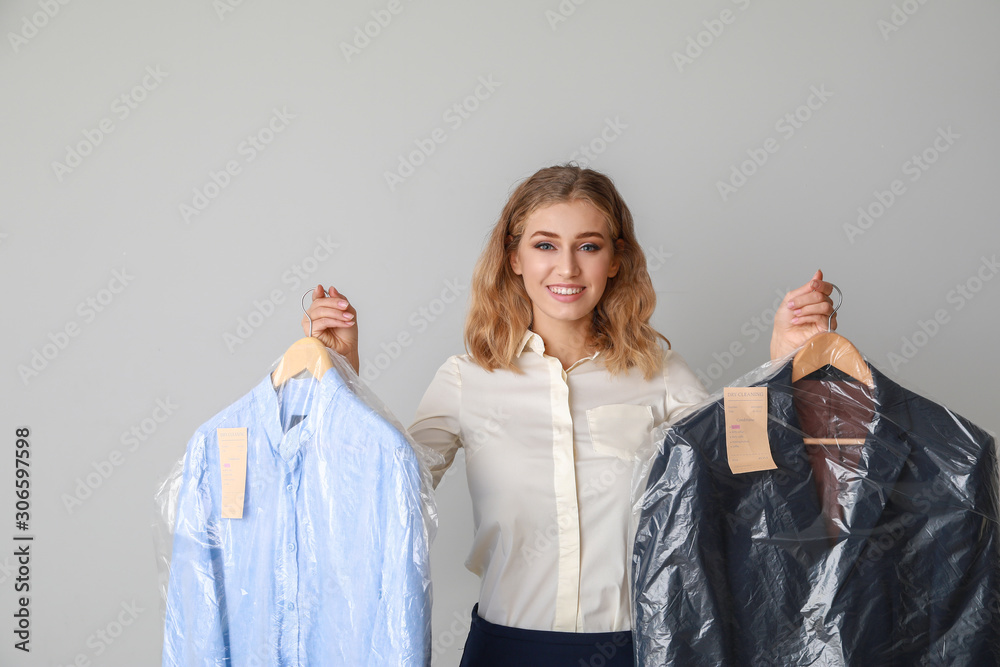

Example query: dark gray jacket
[632,359,1000,666]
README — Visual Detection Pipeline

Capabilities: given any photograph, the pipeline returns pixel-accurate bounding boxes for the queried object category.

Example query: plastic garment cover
[153,345,442,666]
[630,350,1000,666]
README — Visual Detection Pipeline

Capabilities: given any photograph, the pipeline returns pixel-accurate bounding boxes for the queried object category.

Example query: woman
[302,165,835,666]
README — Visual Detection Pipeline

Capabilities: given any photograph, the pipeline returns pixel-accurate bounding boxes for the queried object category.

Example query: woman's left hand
[770,269,837,360]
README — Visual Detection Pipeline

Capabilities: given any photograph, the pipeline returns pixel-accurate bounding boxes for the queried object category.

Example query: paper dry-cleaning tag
[723,388,776,474]
[217,427,248,518]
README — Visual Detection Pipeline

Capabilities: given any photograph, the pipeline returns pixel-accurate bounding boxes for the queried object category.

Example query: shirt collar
[515,329,542,357]
[515,329,601,367]
[251,364,348,461]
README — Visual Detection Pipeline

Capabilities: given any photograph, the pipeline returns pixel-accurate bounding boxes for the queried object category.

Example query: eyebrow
[528,231,607,240]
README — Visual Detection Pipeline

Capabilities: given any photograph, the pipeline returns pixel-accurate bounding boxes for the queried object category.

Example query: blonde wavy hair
[464,165,669,380]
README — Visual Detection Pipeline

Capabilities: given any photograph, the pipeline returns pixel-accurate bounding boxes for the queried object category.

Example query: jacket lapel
[796,363,913,641]
[762,362,829,562]
[755,360,913,561]
[827,364,912,558]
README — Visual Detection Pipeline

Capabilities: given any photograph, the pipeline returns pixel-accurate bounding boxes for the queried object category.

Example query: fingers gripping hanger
[271,288,335,388]
[792,284,873,446]
[791,284,873,387]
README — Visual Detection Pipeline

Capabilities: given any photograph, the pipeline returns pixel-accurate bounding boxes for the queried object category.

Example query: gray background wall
[2,1,998,665]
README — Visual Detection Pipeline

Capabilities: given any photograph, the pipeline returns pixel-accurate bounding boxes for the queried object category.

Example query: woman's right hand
[302,284,360,374]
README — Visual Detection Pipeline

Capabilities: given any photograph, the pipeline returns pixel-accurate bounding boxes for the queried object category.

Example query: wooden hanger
[271,289,334,388]
[792,332,873,387]
[791,284,873,445]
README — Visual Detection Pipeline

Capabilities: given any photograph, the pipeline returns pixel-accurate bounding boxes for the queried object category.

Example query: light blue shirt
[162,366,431,666]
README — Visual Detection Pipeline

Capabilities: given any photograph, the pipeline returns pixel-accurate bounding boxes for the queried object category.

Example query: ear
[608,238,625,277]
[507,234,522,275]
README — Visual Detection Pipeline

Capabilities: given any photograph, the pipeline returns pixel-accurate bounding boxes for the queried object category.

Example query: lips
[548,285,584,295]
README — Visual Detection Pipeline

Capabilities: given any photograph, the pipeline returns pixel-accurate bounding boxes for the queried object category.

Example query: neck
[529,316,596,368]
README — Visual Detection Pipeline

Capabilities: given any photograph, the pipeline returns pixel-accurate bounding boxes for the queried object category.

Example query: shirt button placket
[548,356,581,632]
[280,463,301,665]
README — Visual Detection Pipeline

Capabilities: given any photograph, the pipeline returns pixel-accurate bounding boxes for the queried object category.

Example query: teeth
[549,286,583,295]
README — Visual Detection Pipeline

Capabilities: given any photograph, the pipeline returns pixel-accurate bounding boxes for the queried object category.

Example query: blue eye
[533,241,601,251]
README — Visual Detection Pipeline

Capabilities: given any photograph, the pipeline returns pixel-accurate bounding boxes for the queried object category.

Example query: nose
[556,249,580,278]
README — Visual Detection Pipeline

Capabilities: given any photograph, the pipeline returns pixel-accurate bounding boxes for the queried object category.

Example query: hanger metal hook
[828,283,843,333]
[301,287,327,338]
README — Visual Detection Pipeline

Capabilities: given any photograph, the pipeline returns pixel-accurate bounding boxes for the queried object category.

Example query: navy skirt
[459,604,635,667]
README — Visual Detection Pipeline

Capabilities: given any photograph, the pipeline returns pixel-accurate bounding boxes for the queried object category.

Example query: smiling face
[509,199,622,335]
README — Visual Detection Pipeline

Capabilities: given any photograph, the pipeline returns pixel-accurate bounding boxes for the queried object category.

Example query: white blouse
[407,329,709,633]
